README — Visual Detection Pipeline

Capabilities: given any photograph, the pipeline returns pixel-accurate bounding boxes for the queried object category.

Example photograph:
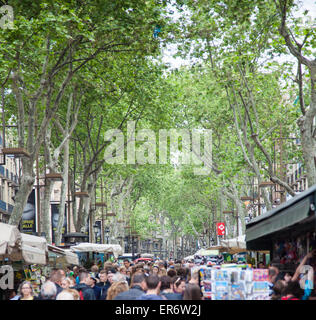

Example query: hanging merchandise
[199,268,212,299]
[199,266,270,300]
[22,264,46,296]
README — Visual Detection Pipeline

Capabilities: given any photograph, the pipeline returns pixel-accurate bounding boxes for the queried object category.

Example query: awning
[9,243,47,265]
[246,184,316,249]
[70,243,123,258]
[0,224,47,264]
[0,240,7,255]
[20,233,47,252]
[21,244,46,265]
[60,250,79,265]
[0,222,22,256]
[48,245,79,267]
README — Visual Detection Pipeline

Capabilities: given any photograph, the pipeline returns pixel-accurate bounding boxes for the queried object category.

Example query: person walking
[61,277,73,290]
[123,259,131,270]
[152,265,159,275]
[183,283,202,300]
[71,271,96,300]
[96,270,111,300]
[271,280,286,300]
[114,274,147,300]
[160,276,182,300]
[172,276,186,296]
[106,281,129,300]
[56,290,76,300]
[17,281,38,300]
[281,281,304,300]
[50,269,65,296]
[268,266,279,297]
[137,274,163,300]
[87,274,101,300]
[90,264,100,280]
[39,280,58,300]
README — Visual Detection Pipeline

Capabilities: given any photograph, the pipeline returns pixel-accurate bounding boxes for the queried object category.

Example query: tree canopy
[1,0,315,255]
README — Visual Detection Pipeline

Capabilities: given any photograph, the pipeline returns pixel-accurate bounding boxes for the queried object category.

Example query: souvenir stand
[219,236,270,266]
[13,233,47,296]
[198,264,270,300]
[246,184,316,272]
[70,243,123,268]
[0,222,22,300]
[47,244,79,268]
[0,223,47,298]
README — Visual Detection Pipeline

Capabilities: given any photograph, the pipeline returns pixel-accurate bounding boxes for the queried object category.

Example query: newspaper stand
[199,264,270,300]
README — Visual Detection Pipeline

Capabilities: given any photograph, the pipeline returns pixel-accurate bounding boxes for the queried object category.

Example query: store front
[246,184,316,270]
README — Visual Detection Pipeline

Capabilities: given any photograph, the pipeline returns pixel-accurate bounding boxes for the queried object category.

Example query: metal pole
[36,155,41,233]
[132,235,134,259]
[89,208,92,243]
[234,202,239,237]
[101,178,104,244]
[67,174,71,232]
[258,178,261,216]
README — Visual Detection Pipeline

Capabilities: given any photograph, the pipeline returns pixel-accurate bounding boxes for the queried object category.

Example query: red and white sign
[216,222,225,236]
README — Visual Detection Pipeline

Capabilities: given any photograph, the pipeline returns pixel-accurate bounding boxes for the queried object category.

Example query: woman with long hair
[106,281,129,300]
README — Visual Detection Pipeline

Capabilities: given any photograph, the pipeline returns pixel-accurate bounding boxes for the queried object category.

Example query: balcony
[0,165,19,186]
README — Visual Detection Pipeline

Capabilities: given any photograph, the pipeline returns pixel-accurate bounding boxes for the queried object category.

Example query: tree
[275,0,316,186]
[1,0,170,227]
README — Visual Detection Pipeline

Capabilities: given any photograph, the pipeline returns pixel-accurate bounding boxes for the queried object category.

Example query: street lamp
[124,236,129,253]
[93,223,99,243]
[104,226,110,244]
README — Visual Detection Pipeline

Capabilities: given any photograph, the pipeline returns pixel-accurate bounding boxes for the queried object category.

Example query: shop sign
[216,222,225,236]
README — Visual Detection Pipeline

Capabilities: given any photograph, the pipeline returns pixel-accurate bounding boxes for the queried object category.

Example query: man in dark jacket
[71,271,96,300]
[49,269,65,297]
[96,270,111,300]
[137,274,163,300]
[114,274,147,300]
[87,274,102,300]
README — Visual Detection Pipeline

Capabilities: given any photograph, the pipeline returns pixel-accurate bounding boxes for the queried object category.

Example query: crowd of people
[7,250,316,300]
[267,249,316,300]
[9,259,202,300]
